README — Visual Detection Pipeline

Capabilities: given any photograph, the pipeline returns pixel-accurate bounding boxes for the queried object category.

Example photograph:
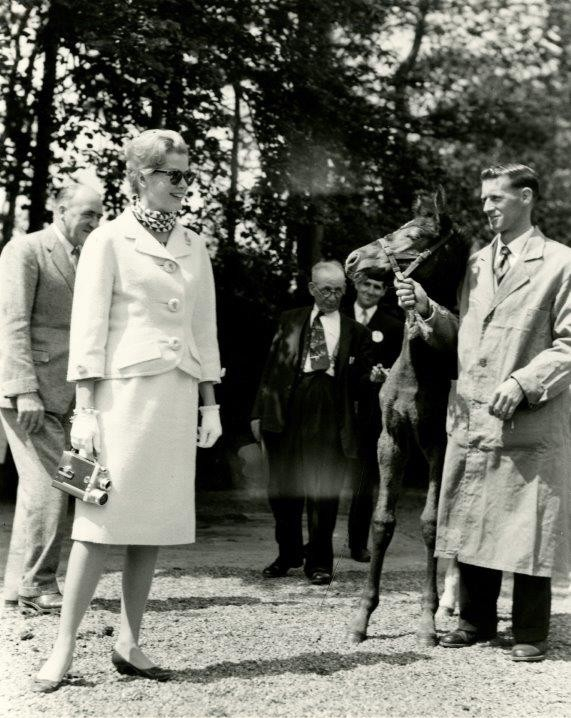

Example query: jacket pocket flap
[114,342,163,370]
[31,349,50,363]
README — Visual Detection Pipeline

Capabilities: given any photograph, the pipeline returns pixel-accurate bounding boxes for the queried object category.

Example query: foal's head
[345,189,470,309]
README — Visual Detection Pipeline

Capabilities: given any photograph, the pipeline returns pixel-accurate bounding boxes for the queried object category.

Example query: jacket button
[168,337,181,350]
[77,365,87,375]
[478,358,487,367]
[167,298,180,312]
[163,260,176,273]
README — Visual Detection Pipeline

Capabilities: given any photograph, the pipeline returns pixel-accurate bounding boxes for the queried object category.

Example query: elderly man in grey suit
[0,183,103,613]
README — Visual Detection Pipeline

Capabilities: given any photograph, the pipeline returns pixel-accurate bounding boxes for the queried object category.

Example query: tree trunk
[27,2,61,231]
[225,80,241,246]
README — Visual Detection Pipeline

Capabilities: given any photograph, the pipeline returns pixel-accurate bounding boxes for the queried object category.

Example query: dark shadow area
[151,566,429,596]
[545,613,571,661]
[174,649,430,683]
[359,631,417,641]
[91,595,305,613]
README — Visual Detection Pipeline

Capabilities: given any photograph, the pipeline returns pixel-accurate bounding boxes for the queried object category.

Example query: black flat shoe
[262,557,302,578]
[111,650,173,681]
[350,548,371,563]
[30,676,65,694]
[309,570,332,586]
[510,641,547,662]
[440,628,496,648]
[31,660,75,694]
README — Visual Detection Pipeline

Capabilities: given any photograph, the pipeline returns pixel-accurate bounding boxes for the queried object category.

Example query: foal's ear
[433,185,447,215]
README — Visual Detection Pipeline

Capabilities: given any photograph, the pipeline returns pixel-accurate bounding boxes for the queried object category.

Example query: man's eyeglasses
[314,285,345,297]
[149,169,196,186]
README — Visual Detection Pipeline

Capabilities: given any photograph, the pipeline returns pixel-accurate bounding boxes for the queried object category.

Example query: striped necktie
[308,312,330,371]
[495,245,510,286]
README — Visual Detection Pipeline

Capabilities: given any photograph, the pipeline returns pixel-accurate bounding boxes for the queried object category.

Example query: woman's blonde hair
[125,129,188,194]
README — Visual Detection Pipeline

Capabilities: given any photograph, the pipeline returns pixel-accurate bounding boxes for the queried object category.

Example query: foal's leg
[417,442,446,647]
[348,431,406,644]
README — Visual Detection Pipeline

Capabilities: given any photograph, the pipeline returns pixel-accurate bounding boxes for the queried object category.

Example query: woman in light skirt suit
[34,129,222,691]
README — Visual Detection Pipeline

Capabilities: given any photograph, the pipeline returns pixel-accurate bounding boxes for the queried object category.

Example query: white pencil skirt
[71,369,198,545]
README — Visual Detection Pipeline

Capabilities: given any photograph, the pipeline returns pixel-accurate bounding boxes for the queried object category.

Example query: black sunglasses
[151,169,195,186]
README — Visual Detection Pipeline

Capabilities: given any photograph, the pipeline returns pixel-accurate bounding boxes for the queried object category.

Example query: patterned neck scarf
[131,197,177,234]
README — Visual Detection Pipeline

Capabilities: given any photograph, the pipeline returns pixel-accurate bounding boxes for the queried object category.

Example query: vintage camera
[52,450,111,505]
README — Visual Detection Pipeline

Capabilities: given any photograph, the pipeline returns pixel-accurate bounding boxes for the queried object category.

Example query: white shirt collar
[494,225,534,263]
[52,223,76,258]
[353,301,377,324]
[310,305,340,322]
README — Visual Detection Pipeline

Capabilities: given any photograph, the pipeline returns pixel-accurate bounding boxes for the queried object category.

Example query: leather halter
[377,227,456,337]
[377,230,453,282]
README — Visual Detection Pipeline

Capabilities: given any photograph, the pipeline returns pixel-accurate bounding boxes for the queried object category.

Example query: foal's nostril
[346,250,360,268]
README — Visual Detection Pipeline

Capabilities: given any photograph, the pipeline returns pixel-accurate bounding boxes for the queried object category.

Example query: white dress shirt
[493,226,534,288]
[303,306,340,377]
[53,224,79,268]
[353,301,377,326]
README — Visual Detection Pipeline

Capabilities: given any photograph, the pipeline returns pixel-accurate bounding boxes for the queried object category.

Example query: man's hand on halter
[394,278,430,318]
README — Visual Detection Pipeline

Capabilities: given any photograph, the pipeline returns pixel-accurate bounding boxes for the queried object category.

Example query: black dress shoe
[510,641,547,662]
[262,557,302,578]
[440,628,496,648]
[111,650,173,681]
[309,570,332,586]
[350,548,371,563]
[30,672,75,694]
[19,593,63,615]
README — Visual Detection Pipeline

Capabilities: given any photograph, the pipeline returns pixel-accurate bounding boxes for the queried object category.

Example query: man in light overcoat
[0,184,103,612]
[396,164,571,662]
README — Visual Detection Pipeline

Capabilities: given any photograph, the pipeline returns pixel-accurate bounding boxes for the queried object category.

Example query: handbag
[52,449,111,505]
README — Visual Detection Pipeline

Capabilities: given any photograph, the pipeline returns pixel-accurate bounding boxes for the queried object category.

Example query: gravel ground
[0,491,569,718]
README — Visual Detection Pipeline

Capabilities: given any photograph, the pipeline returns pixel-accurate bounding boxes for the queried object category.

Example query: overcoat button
[163,261,176,273]
[168,337,181,350]
[77,365,87,375]
[478,357,487,367]
[167,298,180,312]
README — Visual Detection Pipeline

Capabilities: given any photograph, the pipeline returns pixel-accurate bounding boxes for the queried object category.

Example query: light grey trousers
[1,407,71,599]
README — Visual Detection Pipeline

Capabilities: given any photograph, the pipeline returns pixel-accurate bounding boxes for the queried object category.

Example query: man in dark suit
[251,260,374,585]
[344,268,404,562]
[0,183,103,613]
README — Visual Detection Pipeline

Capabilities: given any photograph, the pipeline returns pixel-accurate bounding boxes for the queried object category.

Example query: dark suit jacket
[344,300,404,369]
[0,226,76,414]
[343,300,405,449]
[252,307,374,459]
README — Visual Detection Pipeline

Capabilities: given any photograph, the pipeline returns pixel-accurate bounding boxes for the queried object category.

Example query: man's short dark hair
[360,266,388,283]
[480,163,540,199]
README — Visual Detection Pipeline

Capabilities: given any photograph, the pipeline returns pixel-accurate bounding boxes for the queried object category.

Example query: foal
[345,190,470,647]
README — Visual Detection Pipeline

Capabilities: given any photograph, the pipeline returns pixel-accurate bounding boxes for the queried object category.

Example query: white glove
[71,411,101,457]
[197,406,222,448]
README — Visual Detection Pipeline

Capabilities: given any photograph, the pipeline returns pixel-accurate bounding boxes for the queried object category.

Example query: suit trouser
[348,382,383,552]
[264,372,347,574]
[1,408,70,599]
[457,561,551,643]
[348,445,379,552]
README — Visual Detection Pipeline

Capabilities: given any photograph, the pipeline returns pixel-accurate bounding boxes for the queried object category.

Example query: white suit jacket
[68,208,221,383]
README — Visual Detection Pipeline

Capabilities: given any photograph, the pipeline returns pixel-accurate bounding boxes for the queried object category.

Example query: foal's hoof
[416,633,438,649]
[348,629,367,645]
